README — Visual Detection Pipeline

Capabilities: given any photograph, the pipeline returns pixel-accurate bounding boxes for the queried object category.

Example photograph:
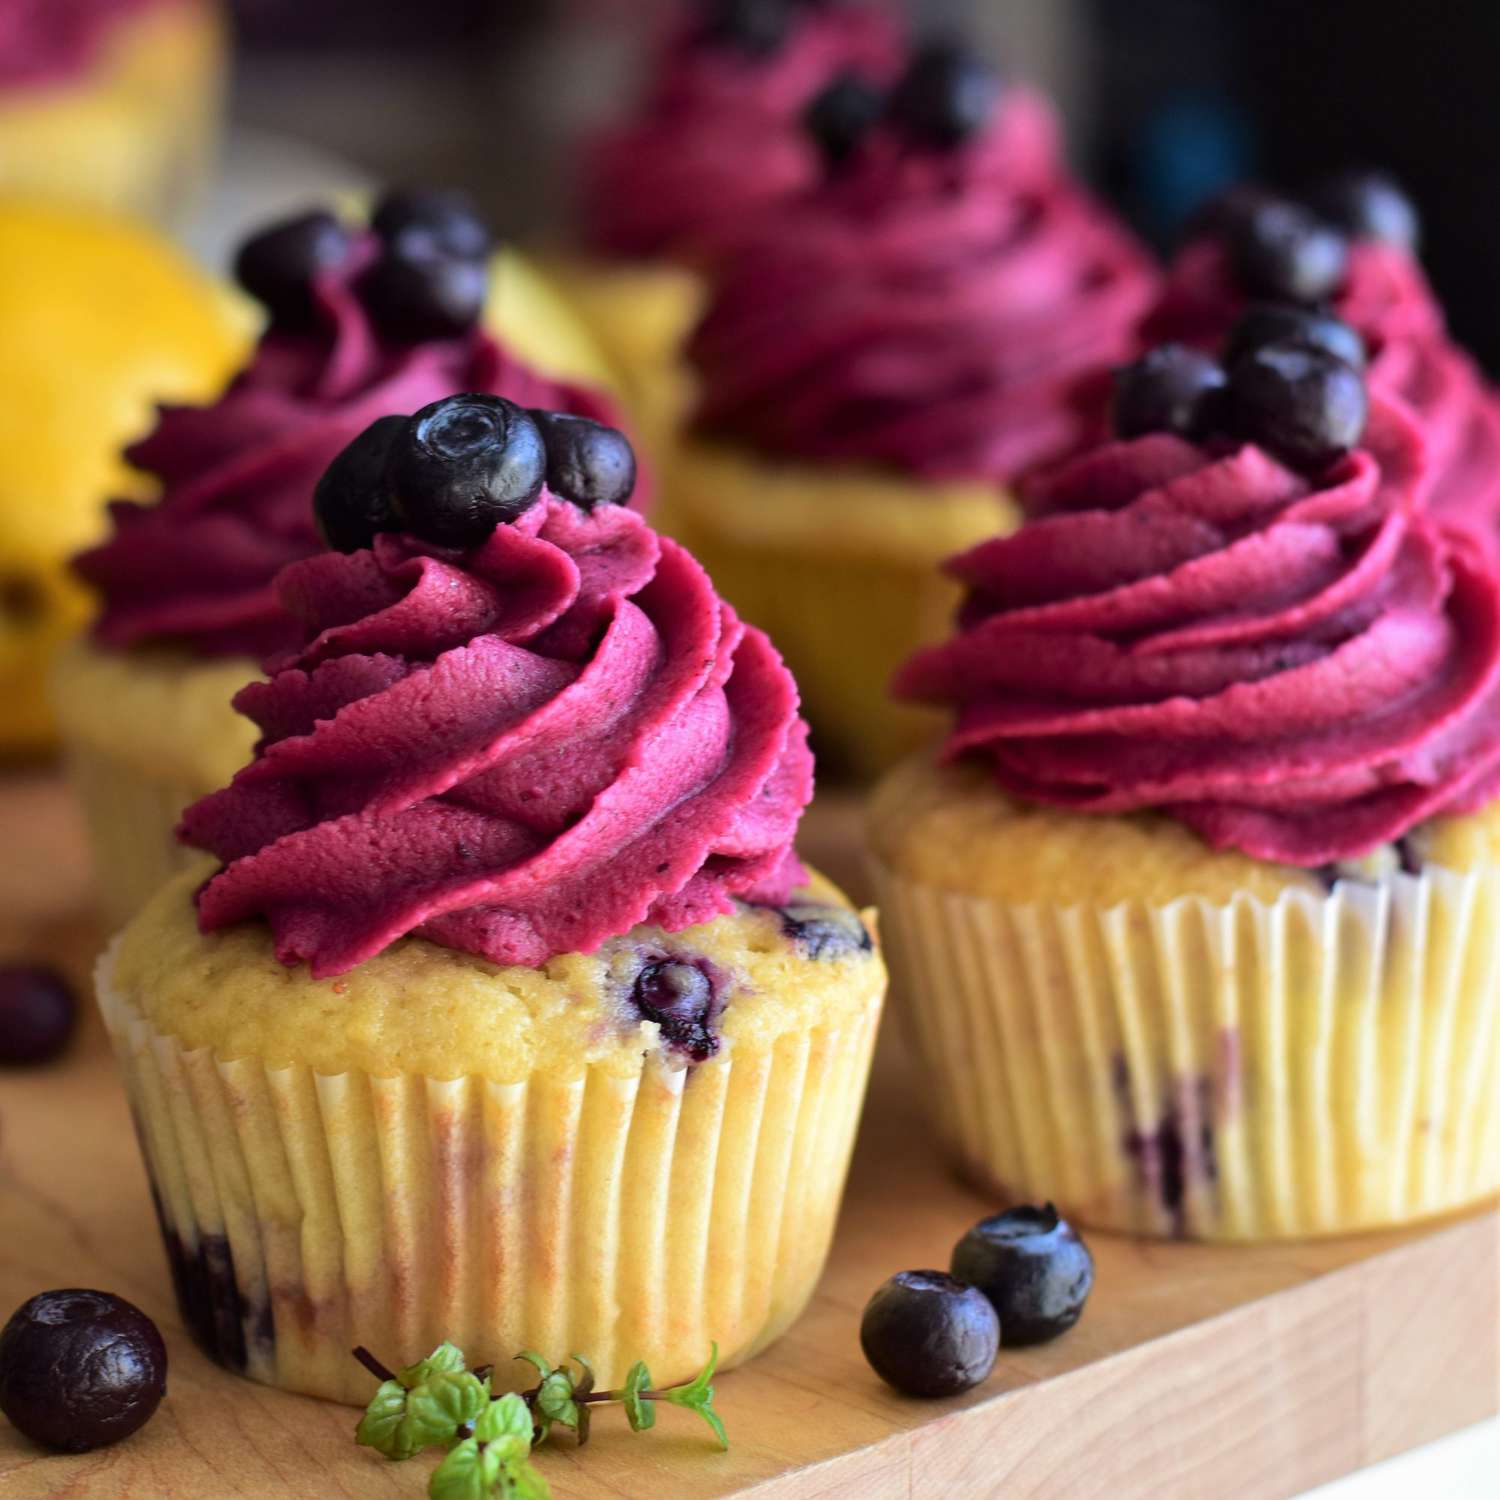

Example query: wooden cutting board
[0,769,1495,1499]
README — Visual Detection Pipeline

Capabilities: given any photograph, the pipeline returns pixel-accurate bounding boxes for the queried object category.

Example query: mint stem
[351,1346,397,1384]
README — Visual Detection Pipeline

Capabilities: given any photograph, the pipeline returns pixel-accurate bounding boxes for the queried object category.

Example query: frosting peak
[179,498,813,976]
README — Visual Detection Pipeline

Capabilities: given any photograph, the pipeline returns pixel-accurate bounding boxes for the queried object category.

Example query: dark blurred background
[224,0,1500,369]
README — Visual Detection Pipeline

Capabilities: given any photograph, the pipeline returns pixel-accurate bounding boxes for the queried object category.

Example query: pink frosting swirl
[896,399,1500,865]
[582,1,902,263]
[75,235,619,659]
[0,0,170,88]
[1146,235,1500,542]
[178,498,813,976]
[687,90,1159,481]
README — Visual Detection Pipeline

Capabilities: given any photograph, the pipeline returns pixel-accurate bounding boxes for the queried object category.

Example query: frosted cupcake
[557,0,901,440]
[672,42,1158,777]
[1145,173,1500,547]
[0,0,225,222]
[57,193,621,927]
[872,334,1500,1240]
[98,397,886,1402]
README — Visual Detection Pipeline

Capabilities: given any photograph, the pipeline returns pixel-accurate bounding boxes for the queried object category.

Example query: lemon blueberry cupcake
[97,397,886,1402]
[672,40,1158,777]
[871,334,1500,1241]
[0,199,244,755]
[57,193,624,926]
[0,0,225,222]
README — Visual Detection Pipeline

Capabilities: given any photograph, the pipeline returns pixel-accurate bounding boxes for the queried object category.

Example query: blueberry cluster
[803,39,1000,167]
[233,187,493,343]
[314,394,637,553]
[860,1203,1094,1398]
[1113,300,1371,474]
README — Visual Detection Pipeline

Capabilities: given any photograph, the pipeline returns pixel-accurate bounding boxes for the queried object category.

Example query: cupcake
[0,0,225,223]
[97,397,886,1402]
[0,199,245,755]
[1145,173,1500,548]
[555,0,901,441]
[871,336,1500,1241]
[56,194,624,928]
[670,42,1158,778]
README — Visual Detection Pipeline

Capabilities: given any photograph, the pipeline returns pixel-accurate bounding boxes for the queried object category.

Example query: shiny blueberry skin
[0,1290,167,1452]
[1112,345,1227,442]
[1308,170,1420,252]
[1190,183,1277,240]
[527,410,637,510]
[1224,302,1366,371]
[699,0,791,57]
[234,209,352,331]
[1227,340,1369,473]
[371,187,491,263]
[1228,200,1349,304]
[804,71,884,165]
[359,244,487,343]
[389,395,546,547]
[0,965,77,1065]
[860,1270,999,1399]
[889,40,1000,149]
[951,1204,1094,1347]
[631,959,719,1061]
[778,902,872,959]
[312,415,404,553]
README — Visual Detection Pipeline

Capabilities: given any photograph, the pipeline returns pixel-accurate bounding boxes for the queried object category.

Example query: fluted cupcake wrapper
[97,942,882,1404]
[870,857,1500,1241]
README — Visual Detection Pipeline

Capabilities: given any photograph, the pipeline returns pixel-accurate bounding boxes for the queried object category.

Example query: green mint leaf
[474,1391,535,1453]
[665,1342,719,1405]
[574,1401,592,1447]
[535,1370,579,1431]
[514,1350,553,1381]
[401,1341,468,1389]
[689,1400,729,1451]
[403,1370,491,1451]
[500,1455,553,1500]
[428,1435,501,1500]
[567,1355,595,1398]
[356,1378,420,1460]
[622,1360,655,1433]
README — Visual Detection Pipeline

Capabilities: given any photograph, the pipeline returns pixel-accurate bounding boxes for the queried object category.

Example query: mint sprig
[353,1341,728,1499]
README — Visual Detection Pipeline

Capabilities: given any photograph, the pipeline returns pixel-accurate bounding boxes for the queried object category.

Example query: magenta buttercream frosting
[896,399,1500,865]
[687,89,1159,481]
[178,497,813,976]
[75,235,618,659]
[582,1,901,263]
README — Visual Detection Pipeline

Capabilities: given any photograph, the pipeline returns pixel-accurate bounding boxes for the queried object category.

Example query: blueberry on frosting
[1308,169,1420,253]
[371,186,492,263]
[804,70,884,166]
[889,39,1000,149]
[1112,345,1227,442]
[527,409,638,510]
[699,0,792,57]
[1226,341,1369,473]
[1224,302,1366,371]
[234,209,353,331]
[312,415,404,554]
[1226,199,1349,304]
[359,244,488,343]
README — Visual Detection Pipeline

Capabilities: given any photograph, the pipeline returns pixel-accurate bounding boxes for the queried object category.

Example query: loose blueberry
[1308,170,1420,252]
[889,40,1000,149]
[1224,302,1365,371]
[360,243,487,343]
[699,0,791,57]
[233,209,352,331]
[860,1270,999,1399]
[1189,183,1277,239]
[804,71,884,166]
[388,395,546,547]
[1112,345,1227,442]
[1228,340,1368,473]
[778,902,872,959]
[527,410,637,511]
[950,1203,1094,1347]
[631,959,719,1061]
[1228,200,1349,304]
[312,416,404,553]
[0,965,77,1065]
[0,1290,167,1452]
[370,187,491,263]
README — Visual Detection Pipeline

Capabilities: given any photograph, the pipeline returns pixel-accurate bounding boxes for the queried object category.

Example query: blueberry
[699,0,791,57]
[1227,340,1369,473]
[860,1270,999,1399]
[630,958,719,1062]
[890,41,1000,149]
[1189,183,1277,239]
[312,415,404,553]
[1228,200,1349,304]
[804,72,884,166]
[778,902,872,959]
[371,187,492,263]
[233,209,353,331]
[0,965,77,1065]
[1308,170,1420,252]
[1111,345,1227,442]
[1224,302,1365,371]
[360,243,488,343]
[527,410,637,511]
[388,395,545,547]
[950,1203,1094,1347]
[0,1290,166,1452]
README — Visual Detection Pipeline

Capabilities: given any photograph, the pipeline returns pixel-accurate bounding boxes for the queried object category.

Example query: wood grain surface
[0,770,1496,1499]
